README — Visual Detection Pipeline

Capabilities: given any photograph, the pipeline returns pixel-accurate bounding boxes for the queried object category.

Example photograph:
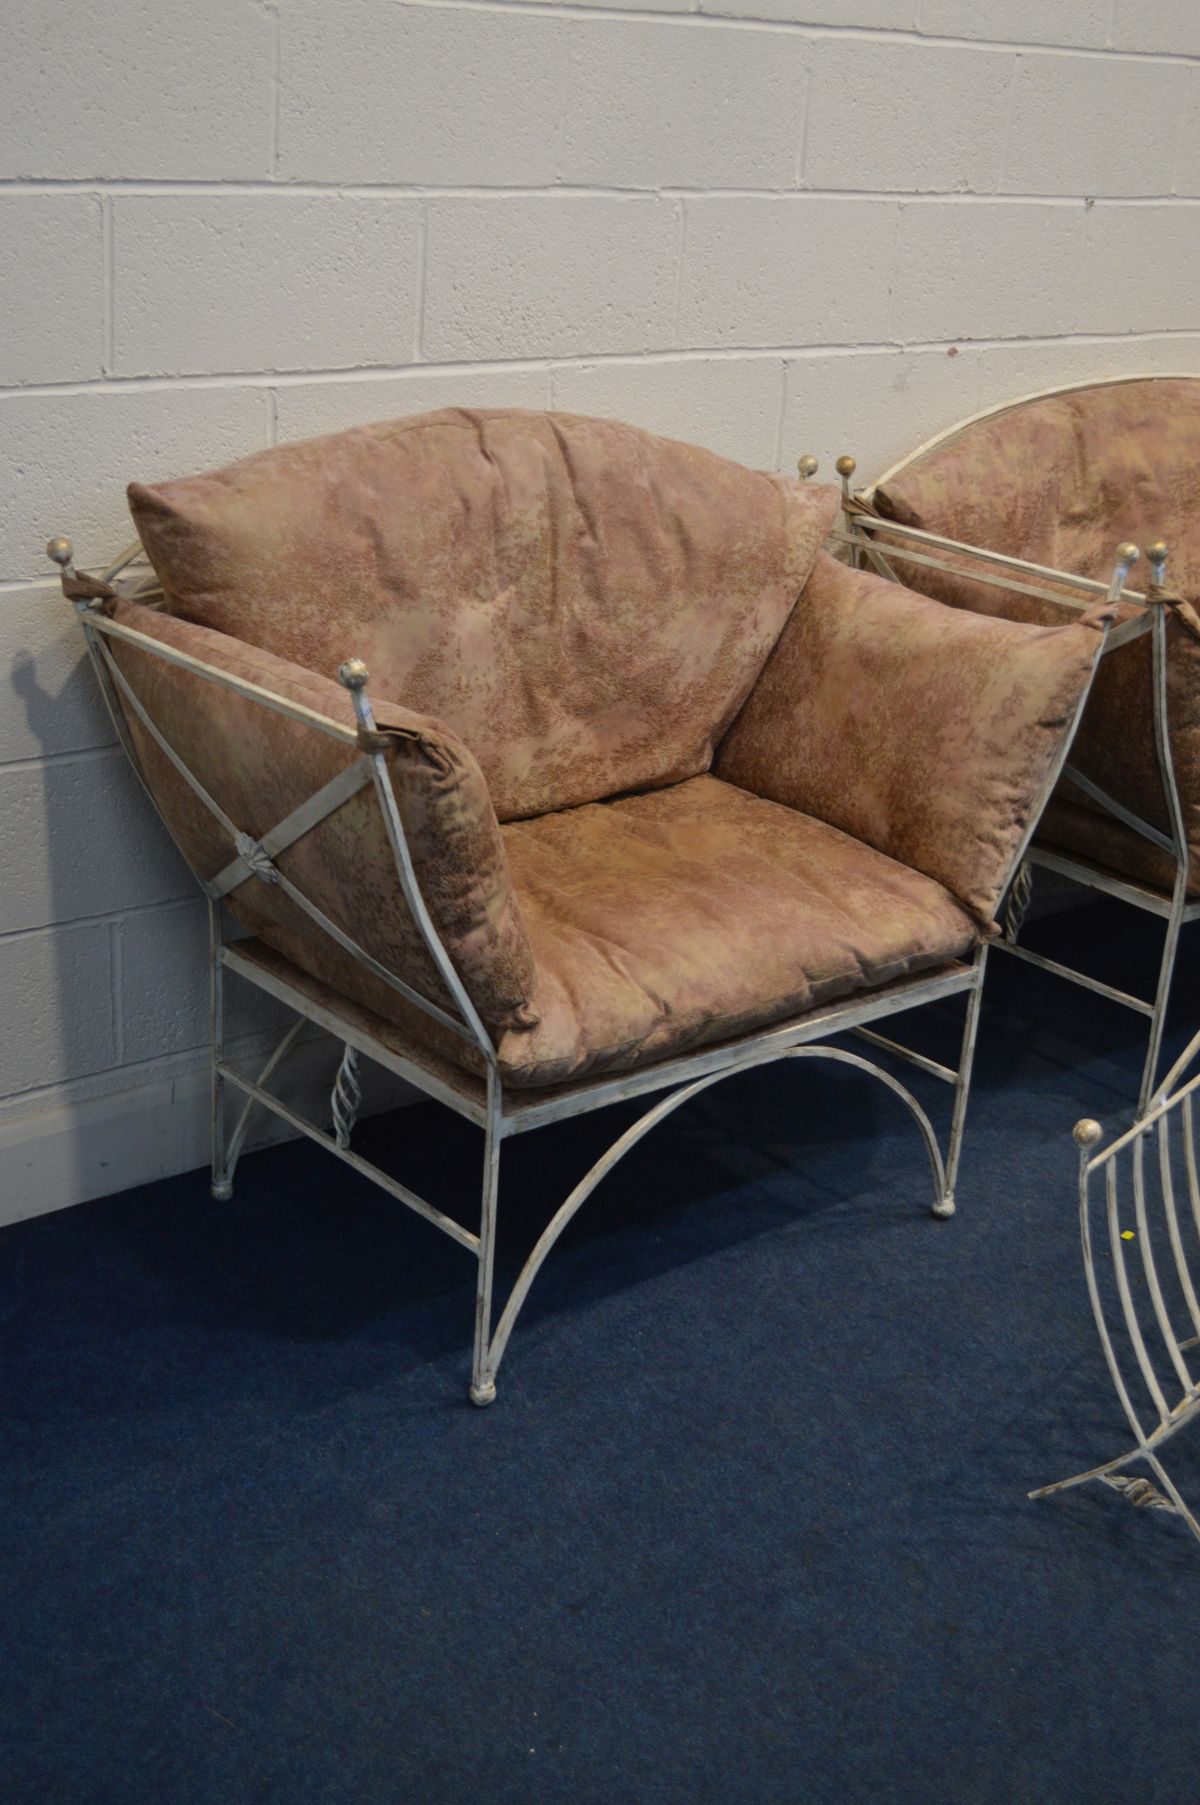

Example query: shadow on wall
[9,586,190,1213]
[7,631,122,1212]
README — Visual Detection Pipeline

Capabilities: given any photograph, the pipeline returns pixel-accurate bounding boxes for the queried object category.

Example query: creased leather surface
[102,610,977,1088]
[103,597,536,1038]
[111,412,991,1093]
[715,552,1105,929]
[202,776,975,1091]
[128,407,840,821]
[490,776,976,1088]
[874,377,1200,893]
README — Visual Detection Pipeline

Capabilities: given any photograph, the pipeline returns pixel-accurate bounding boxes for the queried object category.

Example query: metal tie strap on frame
[815,435,1198,1121]
[1029,1027,1200,1548]
[50,526,1097,1405]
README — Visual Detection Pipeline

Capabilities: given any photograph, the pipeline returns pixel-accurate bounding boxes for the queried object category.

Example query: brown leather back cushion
[716,551,1108,929]
[129,408,840,821]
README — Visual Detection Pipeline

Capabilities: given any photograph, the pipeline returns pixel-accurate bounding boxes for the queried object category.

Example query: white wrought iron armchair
[48,406,1115,1405]
[855,374,1200,1118]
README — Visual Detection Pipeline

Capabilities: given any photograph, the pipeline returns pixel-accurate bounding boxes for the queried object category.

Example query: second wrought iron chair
[1030,1026,1200,1547]
[838,375,1200,1115]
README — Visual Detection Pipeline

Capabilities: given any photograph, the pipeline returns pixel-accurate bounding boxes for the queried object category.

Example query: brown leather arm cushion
[714,551,1109,930]
[103,596,537,1039]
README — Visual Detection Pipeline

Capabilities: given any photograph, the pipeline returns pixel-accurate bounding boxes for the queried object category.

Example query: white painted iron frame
[54,529,1097,1405]
[1029,1027,1200,1547]
[853,373,1200,1118]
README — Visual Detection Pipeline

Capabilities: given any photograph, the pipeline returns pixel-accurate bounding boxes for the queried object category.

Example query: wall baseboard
[0,1036,416,1231]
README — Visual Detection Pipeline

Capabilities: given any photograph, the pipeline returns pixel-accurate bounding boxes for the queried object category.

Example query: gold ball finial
[46,535,74,568]
[338,658,370,691]
[797,454,819,479]
[1116,541,1140,566]
[1073,1118,1104,1148]
[1148,539,1168,566]
[835,454,857,478]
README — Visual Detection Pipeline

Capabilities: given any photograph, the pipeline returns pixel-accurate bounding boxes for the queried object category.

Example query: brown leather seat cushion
[490,775,976,1089]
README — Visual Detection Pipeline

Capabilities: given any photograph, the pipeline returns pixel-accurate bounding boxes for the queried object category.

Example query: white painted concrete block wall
[2,0,1198,1220]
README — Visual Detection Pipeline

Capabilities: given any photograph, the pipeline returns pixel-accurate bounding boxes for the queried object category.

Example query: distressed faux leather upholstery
[494,776,976,1088]
[104,596,539,1037]
[203,778,976,1091]
[129,407,840,821]
[716,552,1111,930]
[105,409,1108,1093]
[873,377,1200,893]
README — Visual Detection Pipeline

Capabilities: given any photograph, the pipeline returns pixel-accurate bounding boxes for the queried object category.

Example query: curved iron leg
[221,1020,308,1185]
[208,896,318,1203]
[1031,1437,1200,1544]
[474,1033,972,1402]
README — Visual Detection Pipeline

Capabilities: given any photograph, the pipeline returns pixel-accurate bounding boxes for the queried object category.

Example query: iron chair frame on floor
[1029,1024,1200,1547]
[50,524,1109,1405]
[839,373,1200,1118]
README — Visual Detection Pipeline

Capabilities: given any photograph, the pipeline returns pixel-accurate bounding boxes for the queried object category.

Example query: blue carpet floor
[2,900,1198,1803]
